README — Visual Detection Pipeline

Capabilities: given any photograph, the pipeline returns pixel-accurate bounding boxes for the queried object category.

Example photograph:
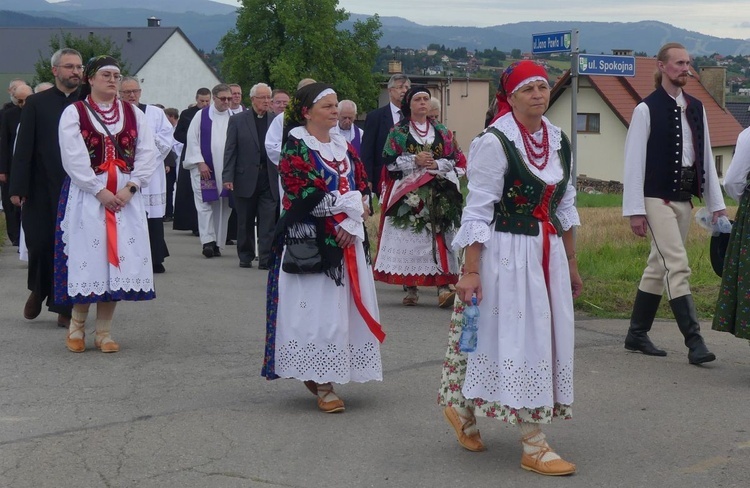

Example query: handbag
[282,237,325,274]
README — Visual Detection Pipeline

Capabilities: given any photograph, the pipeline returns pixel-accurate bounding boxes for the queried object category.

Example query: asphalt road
[1,225,749,487]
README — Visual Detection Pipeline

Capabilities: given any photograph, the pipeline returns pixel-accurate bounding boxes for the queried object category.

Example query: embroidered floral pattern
[505,179,536,214]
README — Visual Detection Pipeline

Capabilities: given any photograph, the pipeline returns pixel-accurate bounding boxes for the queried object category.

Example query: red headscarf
[491,61,549,124]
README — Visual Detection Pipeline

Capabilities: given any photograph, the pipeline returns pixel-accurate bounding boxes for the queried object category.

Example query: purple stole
[199,107,229,202]
[351,127,362,154]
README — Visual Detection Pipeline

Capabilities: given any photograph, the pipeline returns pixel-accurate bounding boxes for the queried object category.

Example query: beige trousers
[638,197,692,299]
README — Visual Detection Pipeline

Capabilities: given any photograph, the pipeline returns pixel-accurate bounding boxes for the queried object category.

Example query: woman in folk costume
[437,61,583,476]
[262,83,385,413]
[713,126,750,340]
[54,55,159,353]
[373,86,464,308]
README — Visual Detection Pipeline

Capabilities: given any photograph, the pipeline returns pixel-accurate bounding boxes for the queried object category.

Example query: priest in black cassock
[9,48,82,328]
[172,87,211,234]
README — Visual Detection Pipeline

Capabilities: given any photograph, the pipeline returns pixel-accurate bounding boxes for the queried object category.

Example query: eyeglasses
[57,64,84,71]
[120,89,142,96]
[215,96,232,102]
[98,73,122,82]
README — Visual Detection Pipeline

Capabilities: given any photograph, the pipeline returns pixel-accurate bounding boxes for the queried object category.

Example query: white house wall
[546,79,628,182]
[135,32,221,110]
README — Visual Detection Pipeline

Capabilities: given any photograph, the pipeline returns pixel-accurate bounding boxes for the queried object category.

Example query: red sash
[334,213,385,343]
[98,158,130,268]
[531,185,557,289]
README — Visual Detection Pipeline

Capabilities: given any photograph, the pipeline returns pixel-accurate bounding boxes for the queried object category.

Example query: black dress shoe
[192,230,200,236]
[23,292,42,320]
[239,261,252,268]
[225,239,235,245]
[258,263,269,270]
[153,263,166,273]
[213,245,221,257]
[202,243,215,258]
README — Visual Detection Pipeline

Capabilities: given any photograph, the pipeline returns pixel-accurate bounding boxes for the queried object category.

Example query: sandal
[66,324,85,353]
[442,406,485,452]
[520,431,576,476]
[316,384,345,413]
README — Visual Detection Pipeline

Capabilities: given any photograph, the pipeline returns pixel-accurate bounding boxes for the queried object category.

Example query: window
[715,155,723,178]
[576,113,600,133]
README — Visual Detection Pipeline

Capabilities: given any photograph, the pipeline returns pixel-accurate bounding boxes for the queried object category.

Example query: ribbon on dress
[531,185,558,289]
[334,213,386,343]
[98,158,130,268]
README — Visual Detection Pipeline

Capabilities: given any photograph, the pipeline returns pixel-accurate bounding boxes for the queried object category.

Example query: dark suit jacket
[0,105,21,175]
[222,110,279,201]
[361,103,396,195]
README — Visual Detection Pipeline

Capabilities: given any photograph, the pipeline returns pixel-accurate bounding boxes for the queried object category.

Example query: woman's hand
[455,273,482,305]
[569,259,583,299]
[96,189,124,212]
[335,227,355,248]
[114,186,135,208]
[415,151,436,169]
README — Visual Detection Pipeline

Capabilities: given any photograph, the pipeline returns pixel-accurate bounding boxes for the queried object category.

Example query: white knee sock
[69,309,87,339]
[453,405,479,436]
[519,423,560,462]
[95,317,115,344]
[316,383,340,402]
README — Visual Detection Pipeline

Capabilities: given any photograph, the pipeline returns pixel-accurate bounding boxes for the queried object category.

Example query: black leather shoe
[153,263,166,273]
[213,245,221,257]
[258,264,269,270]
[23,292,42,320]
[202,243,215,258]
[239,261,252,268]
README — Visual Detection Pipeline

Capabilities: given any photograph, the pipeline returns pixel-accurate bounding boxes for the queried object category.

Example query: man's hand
[0,173,7,183]
[712,209,728,224]
[630,215,648,237]
[198,162,211,180]
[10,195,24,207]
[223,182,233,191]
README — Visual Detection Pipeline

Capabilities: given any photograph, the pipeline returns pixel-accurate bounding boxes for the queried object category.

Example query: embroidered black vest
[487,128,571,236]
[641,86,705,200]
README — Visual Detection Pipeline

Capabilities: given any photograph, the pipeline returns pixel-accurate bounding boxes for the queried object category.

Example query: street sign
[531,31,572,54]
[578,54,636,77]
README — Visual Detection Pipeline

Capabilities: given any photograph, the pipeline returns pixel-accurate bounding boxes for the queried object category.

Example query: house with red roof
[546,56,743,183]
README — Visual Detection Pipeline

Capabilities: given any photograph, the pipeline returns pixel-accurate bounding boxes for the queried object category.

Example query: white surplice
[183,104,231,248]
[139,104,174,218]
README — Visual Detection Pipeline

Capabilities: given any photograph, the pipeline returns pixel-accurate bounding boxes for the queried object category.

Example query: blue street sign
[578,54,636,77]
[531,31,572,54]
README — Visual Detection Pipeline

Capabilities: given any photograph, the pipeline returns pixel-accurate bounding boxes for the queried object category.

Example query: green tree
[510,48,522,59]
[219,0,382,112]
[33,31,129,85]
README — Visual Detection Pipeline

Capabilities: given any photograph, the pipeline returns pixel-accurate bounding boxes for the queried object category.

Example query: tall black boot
[668,294,716,365]
[625,290,667,356]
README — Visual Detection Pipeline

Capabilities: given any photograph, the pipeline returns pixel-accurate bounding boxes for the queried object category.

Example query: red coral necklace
[87,95,120,125]
[514,115,549,170]
[411,120,430,137]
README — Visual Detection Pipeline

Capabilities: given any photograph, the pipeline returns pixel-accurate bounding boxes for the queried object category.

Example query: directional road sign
[578,54,636,77]
[531,31,572,54]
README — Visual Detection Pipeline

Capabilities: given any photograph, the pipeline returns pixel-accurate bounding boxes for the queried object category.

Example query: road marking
[681,456,728,474]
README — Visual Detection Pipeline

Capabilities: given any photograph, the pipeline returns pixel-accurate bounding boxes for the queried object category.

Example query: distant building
[547,56,743,182]
[0,24,222,110]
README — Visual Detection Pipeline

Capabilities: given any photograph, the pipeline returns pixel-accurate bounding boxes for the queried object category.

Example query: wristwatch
[128,183,138,194]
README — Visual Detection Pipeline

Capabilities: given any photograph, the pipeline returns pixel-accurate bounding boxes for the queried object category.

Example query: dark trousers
[234,174,277,266]
[165,167,176,219]
[227,208,237,242]
[173,164,198,232]
[147,216,169,265]
[1,181,20,244]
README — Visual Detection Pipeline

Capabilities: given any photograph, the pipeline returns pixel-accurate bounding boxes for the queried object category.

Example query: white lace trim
[452,220,492,250]
[374,224,459,276]
[556,206,580,232]
[464,356,574,407]
[289,126,348,161]
[276,340,383,383]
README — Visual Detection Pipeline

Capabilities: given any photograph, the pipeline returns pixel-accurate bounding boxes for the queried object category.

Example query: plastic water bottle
[459,296,479,353]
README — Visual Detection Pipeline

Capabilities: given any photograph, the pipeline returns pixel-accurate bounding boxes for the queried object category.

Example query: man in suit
[360,74,410,196]
[173,87,211,234]
[0,83,32,246]
[222,82,278,269]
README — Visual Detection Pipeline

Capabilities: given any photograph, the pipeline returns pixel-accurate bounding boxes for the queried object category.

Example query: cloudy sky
[219,0,750,40]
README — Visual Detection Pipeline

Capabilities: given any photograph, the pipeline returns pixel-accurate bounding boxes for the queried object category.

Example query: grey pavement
[1,225,749,488]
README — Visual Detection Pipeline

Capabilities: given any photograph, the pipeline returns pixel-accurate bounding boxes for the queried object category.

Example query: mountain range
[2,0,750,56]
